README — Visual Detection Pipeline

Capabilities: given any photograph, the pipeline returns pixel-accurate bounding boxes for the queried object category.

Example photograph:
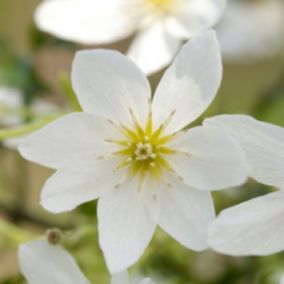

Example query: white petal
[204,115,284,189]
[281,276,284,284]
[35,0,139,44]
[208,190,284,255]
[72,50,151,126]
[111,271,130,284]
[41,158,122,213]
[139,278,155,284]
[19,241,90,284]
[152,30,222,133]
[159,177,215,251]
[18,113,120,169]
[127,21,181,75]
[168,126,249,190]
[98,177,159,273]
[166,0,226,38]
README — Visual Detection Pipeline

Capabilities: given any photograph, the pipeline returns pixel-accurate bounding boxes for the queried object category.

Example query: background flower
[34,0,226,74]
[217,0,284,62]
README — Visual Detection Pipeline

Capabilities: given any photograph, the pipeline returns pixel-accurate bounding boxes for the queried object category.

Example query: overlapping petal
[127,22,181,75]
[72,50,151,126]
[168,126,249,190]
[205,115,284,188]
[208,191,284,255]
[152,31,222,133]
[111,271,130,284]
[19,113,120,169]
[19,241,90,284]
[98,177,159,273]
[41,158,123,213]
[35,0,139,44]
[159,177,215,251]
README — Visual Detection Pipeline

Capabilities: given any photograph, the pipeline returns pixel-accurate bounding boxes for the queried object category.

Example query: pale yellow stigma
[144,0,176,12]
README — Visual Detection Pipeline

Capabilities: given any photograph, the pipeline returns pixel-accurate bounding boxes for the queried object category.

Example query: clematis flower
[217,0,284,62]
[35,0,226,74]
[19,31,249,272]
[204,115,284,255]
[19,240,154,284]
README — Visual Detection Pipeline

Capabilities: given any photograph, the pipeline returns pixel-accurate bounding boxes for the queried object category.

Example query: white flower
[281,275,284,284]
[19,31,249,272]
[217,0,284,62]
[18,240,154,284]
[35,0,226,74]
[204,115,284,255]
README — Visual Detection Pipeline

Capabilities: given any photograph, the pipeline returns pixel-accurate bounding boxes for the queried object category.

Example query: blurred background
[0,0,284,283]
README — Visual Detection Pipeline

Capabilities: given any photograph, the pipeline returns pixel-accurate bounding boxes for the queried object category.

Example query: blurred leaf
[0,40,46,104]
[251,70,284,125]
[59,73,82,111]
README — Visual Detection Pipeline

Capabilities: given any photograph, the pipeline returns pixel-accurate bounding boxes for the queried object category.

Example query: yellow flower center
[106,107,181,189]
[144,0,176,12]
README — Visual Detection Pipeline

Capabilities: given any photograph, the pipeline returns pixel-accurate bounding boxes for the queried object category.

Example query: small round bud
[46,228,62,245]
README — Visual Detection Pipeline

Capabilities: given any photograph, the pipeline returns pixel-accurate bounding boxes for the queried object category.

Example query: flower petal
[111,271,130,284]
[19,241,90,284]
[204,115,284,188]
[159,177,215,251]
[35,0,139,44]
[41,158,122,213]
[98,177,159,273]
[18,113,120,169]
[208,190,284,255]
[72,50,151,126]
[127,21,181,75]
[152,30,222,133]
[166,0,226,38]
[168,126,249,190]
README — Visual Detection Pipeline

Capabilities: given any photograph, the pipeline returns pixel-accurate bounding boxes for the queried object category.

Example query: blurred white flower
[205,115,284,255]
[18,240,154,284]
[0,86,57,127]
[0,86,58,149]
[35,0,225,74]
[217,0,284,62]
[0,87,23,126]
[281,275,284,284]
[19,31,249,272]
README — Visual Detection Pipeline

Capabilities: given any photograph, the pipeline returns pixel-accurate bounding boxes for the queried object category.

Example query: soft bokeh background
[0,0,284,283]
